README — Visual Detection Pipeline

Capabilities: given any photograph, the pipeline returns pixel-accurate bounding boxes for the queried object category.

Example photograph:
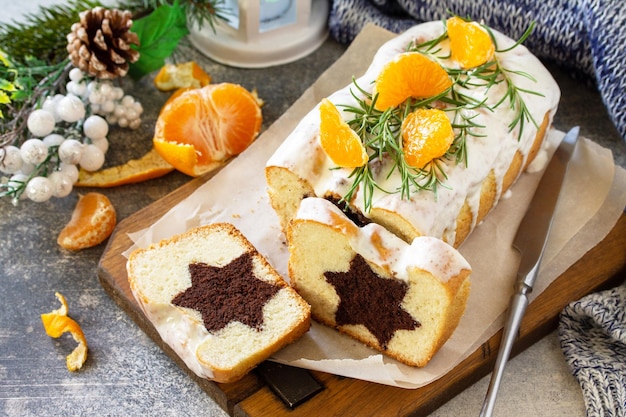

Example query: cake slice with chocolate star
[287,198,471,367]
[127,223,311,383]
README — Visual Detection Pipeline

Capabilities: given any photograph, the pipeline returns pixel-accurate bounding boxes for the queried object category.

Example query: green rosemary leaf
[128,0,190,79]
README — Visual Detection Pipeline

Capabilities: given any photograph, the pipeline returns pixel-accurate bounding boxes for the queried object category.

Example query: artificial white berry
[101,100,115,114]
[48,171,73,198]
[42,133,65,148]
[91,137,109,154]
[69,67,84,82]
[20,138,48,165]
[79,144,105,171]
[59,163,79,183]
[58,139,84,165]
[25,176,53,202]
[56,94,86,123]
[129,118,141,130]
[0,145,23,173]
[66,80,87,97]
[83,115,109,140]
[27,109,56,137]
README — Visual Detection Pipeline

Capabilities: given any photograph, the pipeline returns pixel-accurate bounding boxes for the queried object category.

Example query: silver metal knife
[478,126,580,417]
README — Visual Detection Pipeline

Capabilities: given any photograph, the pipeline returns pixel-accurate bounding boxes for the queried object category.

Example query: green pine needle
[0,0,102,67]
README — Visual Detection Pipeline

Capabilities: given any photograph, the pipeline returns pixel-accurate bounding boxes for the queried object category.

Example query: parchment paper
[123,24,626,388]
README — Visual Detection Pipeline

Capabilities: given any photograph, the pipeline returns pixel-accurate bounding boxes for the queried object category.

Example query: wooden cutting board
[97,169,626,416]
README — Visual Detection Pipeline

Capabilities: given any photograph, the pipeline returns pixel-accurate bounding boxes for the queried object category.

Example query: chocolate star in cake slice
[127,223,311,383]
[287,197,471,367]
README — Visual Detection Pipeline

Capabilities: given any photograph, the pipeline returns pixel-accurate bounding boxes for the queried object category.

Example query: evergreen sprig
[0,0,102,67]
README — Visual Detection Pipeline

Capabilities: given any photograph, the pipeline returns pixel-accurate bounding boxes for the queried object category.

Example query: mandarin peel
[41,292,88,372]
[75,148,174,188]
[319,98,368,168]
[154,61,212,91]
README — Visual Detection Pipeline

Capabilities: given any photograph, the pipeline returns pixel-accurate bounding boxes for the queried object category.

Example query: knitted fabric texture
[559,282,626,417]
[328,0,626,141]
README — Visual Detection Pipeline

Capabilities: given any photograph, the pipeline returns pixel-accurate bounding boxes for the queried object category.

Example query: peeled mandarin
[57,192,116,250]
[319,98,368,168]
[153,83,263,177]
[374,52,452,111]
[401,108,454,169]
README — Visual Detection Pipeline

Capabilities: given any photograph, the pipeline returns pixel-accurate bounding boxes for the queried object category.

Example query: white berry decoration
[58,139,84,165]
[83,115,109,140]
[56,94,86,123]
[79,144,105,172]
[25,176,53,202]
[27,109,56,137]
[20,139,49,165]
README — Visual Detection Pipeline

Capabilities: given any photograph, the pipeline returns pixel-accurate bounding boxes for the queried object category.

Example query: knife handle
[479,284,531,417]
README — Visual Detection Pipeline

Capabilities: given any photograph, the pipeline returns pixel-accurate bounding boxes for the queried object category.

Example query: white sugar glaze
[267,21,560,244]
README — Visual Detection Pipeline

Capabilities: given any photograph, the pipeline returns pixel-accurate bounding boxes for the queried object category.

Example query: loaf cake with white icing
[266,18,560,247]
[288,197,471,367]
[127,223,311,383]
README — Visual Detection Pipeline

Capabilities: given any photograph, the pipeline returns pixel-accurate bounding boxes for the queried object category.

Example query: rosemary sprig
[334,20,542,212]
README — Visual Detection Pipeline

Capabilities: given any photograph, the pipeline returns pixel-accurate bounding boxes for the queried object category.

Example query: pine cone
[67,7,140,79]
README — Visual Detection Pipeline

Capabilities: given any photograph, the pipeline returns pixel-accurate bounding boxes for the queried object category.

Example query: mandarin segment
[374,52,452,111]
[57,192,117,250]
[319,98,369,168]
[401,108,454,169]
[153,83,263,177]
[447,16,495,69]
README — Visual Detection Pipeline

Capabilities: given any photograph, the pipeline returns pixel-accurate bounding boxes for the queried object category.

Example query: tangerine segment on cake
[127,223,311,383]
[265,19,560,247]
[288,198,471,367]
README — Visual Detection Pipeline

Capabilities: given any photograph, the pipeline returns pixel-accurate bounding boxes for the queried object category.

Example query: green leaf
[0,78,17,92]
[0,90,9,104]
[128,1,190,80]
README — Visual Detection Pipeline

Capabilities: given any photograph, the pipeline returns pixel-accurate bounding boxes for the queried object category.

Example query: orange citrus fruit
[319,98,368,168]
[154,61,211,91]
[57,192,117,250]
[153,83,263,177]
[75,148,174,188]
[373,52,452,111]
[447,16,495,69]
[401,108,454,169]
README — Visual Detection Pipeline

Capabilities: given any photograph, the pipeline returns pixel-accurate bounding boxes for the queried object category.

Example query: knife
[478,126,580,417]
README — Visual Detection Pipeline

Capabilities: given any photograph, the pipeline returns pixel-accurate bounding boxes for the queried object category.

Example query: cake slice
[127,223,311,383]
[287,198,471,367]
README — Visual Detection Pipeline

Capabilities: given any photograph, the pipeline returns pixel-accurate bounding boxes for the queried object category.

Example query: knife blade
[479,126,580,417]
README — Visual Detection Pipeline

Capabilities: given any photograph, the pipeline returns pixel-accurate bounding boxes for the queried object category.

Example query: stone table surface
[1,2,625,417]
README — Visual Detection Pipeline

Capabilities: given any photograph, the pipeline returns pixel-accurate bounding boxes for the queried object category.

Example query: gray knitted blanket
[327,0,626,141]
[559,282,626,417]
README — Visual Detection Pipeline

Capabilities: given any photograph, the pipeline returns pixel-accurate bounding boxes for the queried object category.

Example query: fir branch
[0,0,102,67]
